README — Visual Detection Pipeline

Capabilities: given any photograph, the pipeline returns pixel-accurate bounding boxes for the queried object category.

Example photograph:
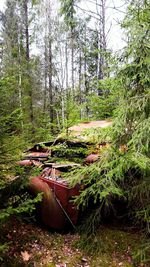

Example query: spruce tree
[70,0,150,232]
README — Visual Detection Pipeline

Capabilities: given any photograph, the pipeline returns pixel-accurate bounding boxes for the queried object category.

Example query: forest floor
[0,218,149,267]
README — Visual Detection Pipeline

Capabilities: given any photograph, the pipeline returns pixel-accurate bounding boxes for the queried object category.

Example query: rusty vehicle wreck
[18,121,112,230]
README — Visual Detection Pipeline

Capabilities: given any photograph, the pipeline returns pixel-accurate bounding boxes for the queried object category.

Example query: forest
[0,0,150,266]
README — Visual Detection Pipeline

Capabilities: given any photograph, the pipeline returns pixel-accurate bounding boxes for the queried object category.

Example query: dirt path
[0,218,148,267]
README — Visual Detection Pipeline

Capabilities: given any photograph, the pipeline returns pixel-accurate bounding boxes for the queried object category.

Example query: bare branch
[75,4,102,20]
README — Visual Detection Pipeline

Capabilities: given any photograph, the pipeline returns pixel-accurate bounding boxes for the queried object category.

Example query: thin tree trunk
[71,25,74,98]
[24,0,34,129]
[65,37,69,133]
[24,0,29,61]
[43,38,48,113]
[102,0,106,51]
[18,19,23,131]
[56,110,61,132]
[61,91,65,130]
[79,47,82,119]
[65,37,68,91]
[48,38,54,133]
[60,46,65,130]
[84,26,89,118]
[46,0,54,133]
[96,0,106,96]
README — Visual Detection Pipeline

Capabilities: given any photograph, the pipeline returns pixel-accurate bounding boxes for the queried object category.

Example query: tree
[96,0,107,95]
[69,0,150,234]
[60,0,78,97]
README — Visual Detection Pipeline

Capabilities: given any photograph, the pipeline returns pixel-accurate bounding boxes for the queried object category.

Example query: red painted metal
[18,159,42,167]
[18,160,33,166]
[40,175,80,225]
[29,167,80,229]
[29,177,67,229]
[85,154,99,164]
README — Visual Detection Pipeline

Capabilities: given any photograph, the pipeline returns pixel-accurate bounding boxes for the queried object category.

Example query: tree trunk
[18,16,23,131]
[65,37,69,132]
[24,0,29,61]
[43,37,48,113]
[84,27,89,118]
[71,24,74,98]
[79,46,82,119]
[48,38,54,133]
[96,0,106,96]
[65,37,69,91]
[24,0,34,130]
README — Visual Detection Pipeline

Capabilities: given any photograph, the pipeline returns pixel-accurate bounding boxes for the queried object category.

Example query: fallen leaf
[21,251,31,262]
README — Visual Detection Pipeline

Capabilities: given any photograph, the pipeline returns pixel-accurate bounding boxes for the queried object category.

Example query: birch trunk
[24,0,34,129]
[96,0,106,95]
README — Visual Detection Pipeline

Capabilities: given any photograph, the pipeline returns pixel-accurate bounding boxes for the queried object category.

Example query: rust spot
[41,168,61,179]
[18,160,33,167]
[27,152,50,158]
[85,154,99,164]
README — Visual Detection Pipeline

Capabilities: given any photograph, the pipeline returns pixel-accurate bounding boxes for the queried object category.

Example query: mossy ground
[0,218,149,267]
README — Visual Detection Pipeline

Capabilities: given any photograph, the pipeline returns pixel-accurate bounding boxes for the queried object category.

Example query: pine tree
[69,0,150,233]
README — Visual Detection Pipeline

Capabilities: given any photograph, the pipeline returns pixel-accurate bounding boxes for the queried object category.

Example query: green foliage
[63,97,83,134]
[51,142,89,160]
[87,93,114,119]
[81,125,112,144]
[86,76,118,119]
[112,0,150,231]
[0,243,9,261]
[69,147,125,208]
[60,0,79,28]
[0,193,42,221]
[0,75,43,251]
[68,0,150,241]
[133,241,150,265]
[33,114,53,142]
[0,173,43,220]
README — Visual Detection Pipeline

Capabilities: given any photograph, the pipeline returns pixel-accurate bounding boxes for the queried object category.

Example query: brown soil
[0,218,148,267]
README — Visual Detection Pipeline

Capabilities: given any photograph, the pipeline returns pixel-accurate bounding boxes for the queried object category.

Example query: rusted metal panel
[29,177,67,230]
[40,175,80,225]
[18,159,42,167]
[27,152,50,157]
[29,165,80,229]
[85,154,99,164]
[18,160,33,166]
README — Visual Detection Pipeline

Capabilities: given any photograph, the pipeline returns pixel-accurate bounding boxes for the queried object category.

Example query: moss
[74,227,149,266]
[51,144,89,159]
